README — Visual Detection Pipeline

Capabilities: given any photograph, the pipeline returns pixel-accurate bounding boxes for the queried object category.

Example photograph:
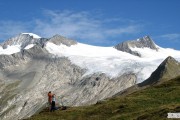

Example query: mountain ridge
[0,33,180,120]
[48,34,77,46]
[139,56,180,86]
[114,56,180,97]
[114,36,158,57]
[0,33,76,53]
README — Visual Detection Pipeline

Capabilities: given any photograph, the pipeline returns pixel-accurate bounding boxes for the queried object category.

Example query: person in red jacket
[48,91,53,104]
[48,91,54,111]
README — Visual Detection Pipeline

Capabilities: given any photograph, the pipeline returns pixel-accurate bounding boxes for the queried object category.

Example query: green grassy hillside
[27,76,180,120]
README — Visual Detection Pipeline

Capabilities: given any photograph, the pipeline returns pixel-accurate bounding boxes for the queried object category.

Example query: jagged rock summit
[114,36,158,56]
[139,56,180,86]
[48,34,77,46]
[0,33,77,51]
[0,33,46,49]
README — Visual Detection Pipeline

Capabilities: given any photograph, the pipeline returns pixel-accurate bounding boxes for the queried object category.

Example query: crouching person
[51,95,58,112]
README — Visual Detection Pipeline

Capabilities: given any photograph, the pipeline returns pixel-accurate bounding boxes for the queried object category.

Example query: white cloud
[0,21,29,40]
[160,33,180,40]
[0,10,142,44]
[159,33,180,43]
[33,10,142,44]
[105,26,140,35]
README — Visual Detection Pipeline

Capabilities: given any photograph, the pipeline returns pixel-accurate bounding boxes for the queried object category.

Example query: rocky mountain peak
[114,36,158,57]
[21,33,41,39]
[0,33,77,51]
[48,34,77,46]
[139,56,180,86]
[1,34,32,47]
[135,36,157,50]
[0,33,45,49]
[160,56,178,66]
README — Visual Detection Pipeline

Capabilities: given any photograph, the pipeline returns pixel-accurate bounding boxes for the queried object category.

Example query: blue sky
[0,0,180,49]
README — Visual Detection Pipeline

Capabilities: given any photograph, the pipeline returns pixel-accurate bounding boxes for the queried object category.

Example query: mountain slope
[26,75,180,120]
[115,56,180,96]
[0,45,136,120]
[139,56,180,86]
[26,57,180,120]
[0,33,180,120]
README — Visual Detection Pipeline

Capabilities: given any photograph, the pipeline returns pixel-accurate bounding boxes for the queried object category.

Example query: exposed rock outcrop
[114,36,158,57]
[48,34,77,46]
[0,33,47,49]
[114,56,180,97]
[0,33,76,51]
[139,56,180,86]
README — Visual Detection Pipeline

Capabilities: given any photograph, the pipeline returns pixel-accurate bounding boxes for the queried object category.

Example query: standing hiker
[48,91,54,111]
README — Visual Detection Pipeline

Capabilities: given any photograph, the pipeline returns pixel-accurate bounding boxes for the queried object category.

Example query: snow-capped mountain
[115,36,158,56]
[0,33,46,55]
[0,33,180,120]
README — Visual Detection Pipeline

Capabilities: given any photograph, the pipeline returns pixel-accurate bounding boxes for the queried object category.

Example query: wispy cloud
[33,10,142,44]
[0,10,142,45]
[104,26,140,35]
[159,33,180,43]
[153,33,180,49]
[0,21,29,40]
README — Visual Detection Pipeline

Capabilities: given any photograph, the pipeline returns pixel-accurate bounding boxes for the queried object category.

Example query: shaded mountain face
[139,56,180,86]
[114,36,158,56]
